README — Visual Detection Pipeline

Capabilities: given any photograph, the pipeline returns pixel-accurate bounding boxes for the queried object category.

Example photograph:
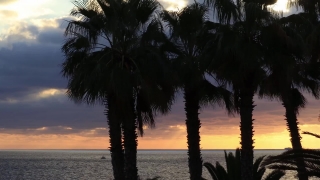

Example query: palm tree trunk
[123,97,138,180]
[282,93,308,180]
[184,86,203,180]
[239,89,255,180]
[105,95,125,180]
[283,103,303,149]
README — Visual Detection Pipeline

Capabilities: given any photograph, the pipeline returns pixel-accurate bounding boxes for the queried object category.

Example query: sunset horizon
[1,0,320,179]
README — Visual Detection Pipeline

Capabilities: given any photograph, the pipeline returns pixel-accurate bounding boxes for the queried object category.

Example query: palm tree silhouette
[259,13,320,151]
[61,0,175,179]
[160,3,234,179]
[203,0,276,178]
[258,12,320,180]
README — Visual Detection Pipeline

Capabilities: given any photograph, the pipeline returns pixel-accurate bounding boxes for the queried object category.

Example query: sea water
[0,150,318,180]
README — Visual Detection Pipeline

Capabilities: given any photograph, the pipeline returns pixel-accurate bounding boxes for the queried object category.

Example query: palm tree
[203,0,275,178]
[160,3,234,179]
[259,12,320,149]
[203,149,285,180]
[61,0,175,179]
[258,13,320,180]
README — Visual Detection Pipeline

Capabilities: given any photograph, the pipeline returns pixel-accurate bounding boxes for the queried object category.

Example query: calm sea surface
[0,150,319,180]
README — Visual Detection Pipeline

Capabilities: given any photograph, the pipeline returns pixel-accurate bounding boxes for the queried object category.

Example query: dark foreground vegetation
[61,0,320,179]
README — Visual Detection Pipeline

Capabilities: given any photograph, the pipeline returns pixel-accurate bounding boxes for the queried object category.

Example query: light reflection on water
[0,150,318,180]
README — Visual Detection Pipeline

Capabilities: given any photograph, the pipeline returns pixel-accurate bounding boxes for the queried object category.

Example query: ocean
[0,150,318,180]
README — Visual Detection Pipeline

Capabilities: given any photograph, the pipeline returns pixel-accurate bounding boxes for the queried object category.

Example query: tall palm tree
[61,0,175,179]
[204,0,275,179]
[285,0,320,151]
[258,13,320,180]
[161,3,234,179]
[259,17,312,149]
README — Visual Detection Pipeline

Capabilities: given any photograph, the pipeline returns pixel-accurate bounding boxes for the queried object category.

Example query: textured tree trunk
[239,89,255,180]
[123,97,138,180]
[105,95,124,180]
[184,86,203,180]
[282,91,308,180]
[284,103,303,149]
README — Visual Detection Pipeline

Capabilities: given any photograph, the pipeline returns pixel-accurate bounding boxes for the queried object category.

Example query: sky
[0,0,319,150]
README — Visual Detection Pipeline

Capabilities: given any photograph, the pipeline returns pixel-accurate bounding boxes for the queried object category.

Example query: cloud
[0,42,65,94]
[0,88,67,104]
[0,9,17,18]
[37,28,64,45]
[0,17,70,103]
[0,17,108,134]
[0,92,107,130]
[0,0,16,5]
[0,0,54,20]
[0,126,108,137]
[0,17,68,48]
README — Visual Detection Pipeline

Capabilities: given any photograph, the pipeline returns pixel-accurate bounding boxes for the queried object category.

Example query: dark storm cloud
[0,43,65,100]
[0,17,110,133]
[0,16,142,135]
[38,28,64,45]
[0,18,68,101]
[0,93,107,131]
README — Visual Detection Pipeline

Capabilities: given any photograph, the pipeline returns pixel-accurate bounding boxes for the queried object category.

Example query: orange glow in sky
[0,124,319,149]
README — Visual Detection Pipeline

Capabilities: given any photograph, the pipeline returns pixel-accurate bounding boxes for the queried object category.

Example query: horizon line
[0,148,288,151]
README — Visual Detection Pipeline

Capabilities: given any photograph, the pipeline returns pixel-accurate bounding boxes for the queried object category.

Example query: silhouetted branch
[302,131,320,139]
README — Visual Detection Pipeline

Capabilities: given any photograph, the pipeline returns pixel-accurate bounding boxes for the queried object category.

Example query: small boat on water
[284,147,292,150]
[101,156,106,159]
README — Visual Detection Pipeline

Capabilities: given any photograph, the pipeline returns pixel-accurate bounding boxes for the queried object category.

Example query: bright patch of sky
[0,0,189,34]
[1,0,73,19]
[160,0,188,11]
[3,0,53,19]
[0,0,73,33]
[269,0,290,12]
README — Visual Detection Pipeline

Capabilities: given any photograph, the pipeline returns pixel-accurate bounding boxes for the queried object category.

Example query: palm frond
[253,155,266,179]
[203,162,220,180]
[263,169,286,180]
[262,149,320,174]
[203,149,284,180]
[205,0,240,24]
[135,0,161,24]
[199,79,236,115]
